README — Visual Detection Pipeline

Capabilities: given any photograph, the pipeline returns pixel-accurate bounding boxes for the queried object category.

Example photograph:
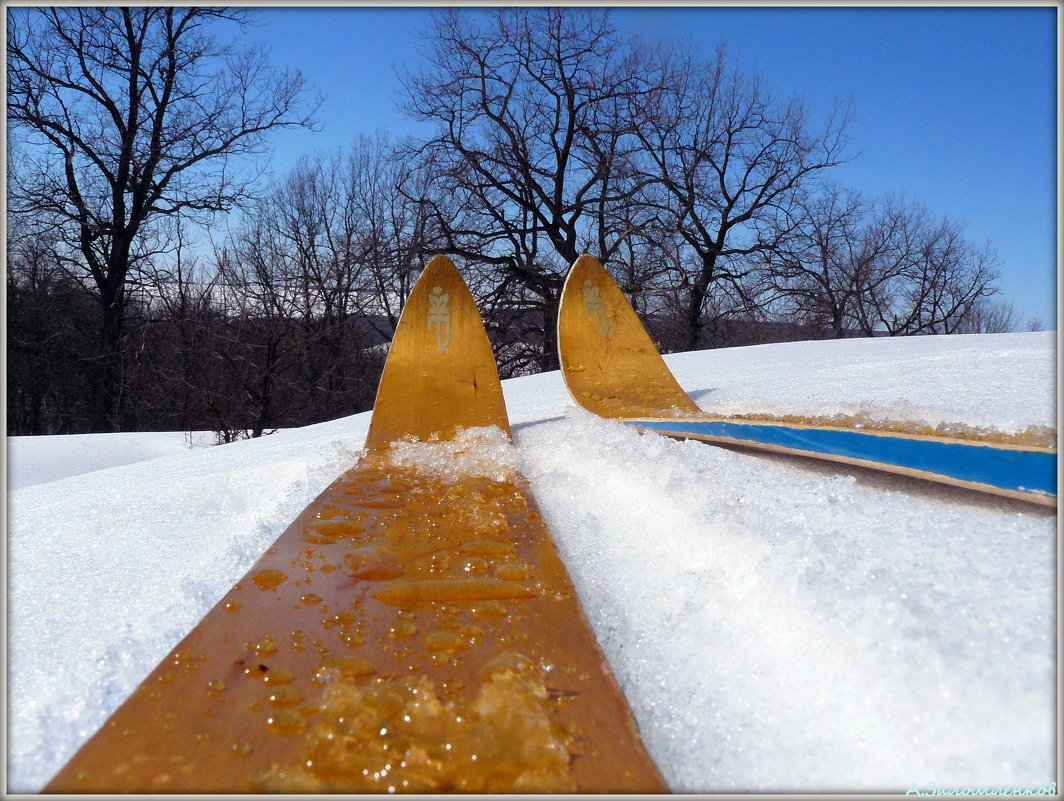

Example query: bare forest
[7,8,1018,438]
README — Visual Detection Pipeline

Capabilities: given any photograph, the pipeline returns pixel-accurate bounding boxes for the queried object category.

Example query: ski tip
[420,253,462,289]
[364,255,511,450]
[567,252,605,281]
[558,254,699,419]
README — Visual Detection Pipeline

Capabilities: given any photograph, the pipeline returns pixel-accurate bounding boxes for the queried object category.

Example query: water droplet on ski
[494,564,530,582]
[266,709,307,736]
[317,656,376,680]
[425,632,465,652]
[252,569,287,591]
[267,685,304,707]
[344,546,403,581]
[471,601,506,619]
[389,621,417,638]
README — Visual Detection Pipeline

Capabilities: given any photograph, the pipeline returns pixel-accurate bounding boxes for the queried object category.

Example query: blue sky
[245,6,1057,328]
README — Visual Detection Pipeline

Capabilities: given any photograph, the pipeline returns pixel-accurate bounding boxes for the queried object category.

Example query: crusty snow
[5,331,1058,793]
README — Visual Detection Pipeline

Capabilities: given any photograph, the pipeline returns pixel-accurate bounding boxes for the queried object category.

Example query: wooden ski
[557,254,1056,507]
[45,255,666,793]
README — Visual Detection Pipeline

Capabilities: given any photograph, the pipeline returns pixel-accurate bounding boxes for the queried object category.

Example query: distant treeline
[6,8,1023,438]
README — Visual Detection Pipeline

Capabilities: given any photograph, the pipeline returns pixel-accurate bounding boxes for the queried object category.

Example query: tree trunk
[90,284,126,432]
[539,292,561,372]
[684,252,718,351]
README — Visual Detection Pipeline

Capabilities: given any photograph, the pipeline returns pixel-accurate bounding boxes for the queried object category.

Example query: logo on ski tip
[428,286,451,353]
[583,280,610,336]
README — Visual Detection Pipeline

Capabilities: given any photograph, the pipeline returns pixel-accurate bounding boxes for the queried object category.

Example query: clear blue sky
[242,6,1057,329]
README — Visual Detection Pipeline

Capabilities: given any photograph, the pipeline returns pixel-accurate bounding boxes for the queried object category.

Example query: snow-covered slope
[6,430,216,491]
[6,332,1058,792]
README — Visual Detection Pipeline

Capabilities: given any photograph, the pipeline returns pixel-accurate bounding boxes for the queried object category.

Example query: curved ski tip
[418,253,461,285]
[562,253,609,302]
[569,253,606,280]
[364,251,510,450]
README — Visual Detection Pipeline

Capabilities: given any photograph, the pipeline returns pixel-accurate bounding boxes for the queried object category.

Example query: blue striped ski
[557,254,1057,507]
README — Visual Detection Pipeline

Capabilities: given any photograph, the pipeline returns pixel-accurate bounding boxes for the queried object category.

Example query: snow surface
[6,331,1058,793]
[7,430,215,491]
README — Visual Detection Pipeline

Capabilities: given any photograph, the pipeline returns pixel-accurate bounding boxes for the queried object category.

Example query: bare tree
[853,200,1001,336]
[767,185,869,337]
[350,133,435,336]
[400,8,663,370]
[771,190,1005,338]
[6,215,99,433]
[213,239,304,439]
[7,7,318,430]
[129,218,228,433]
[206,139,427,436]
[631,45,851,349]
[952,300,1018,334]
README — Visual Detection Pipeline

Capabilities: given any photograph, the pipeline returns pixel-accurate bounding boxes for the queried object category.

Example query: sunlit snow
[6,331,1057,792]
[6,430,216,491]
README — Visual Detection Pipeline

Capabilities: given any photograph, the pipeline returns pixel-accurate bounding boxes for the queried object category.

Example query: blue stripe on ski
[625,420,1057,499]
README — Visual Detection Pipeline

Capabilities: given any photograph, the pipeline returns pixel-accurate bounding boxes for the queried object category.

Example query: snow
[6,331,1058,793]
[6,430,216,491]
[660,332,1057,433]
